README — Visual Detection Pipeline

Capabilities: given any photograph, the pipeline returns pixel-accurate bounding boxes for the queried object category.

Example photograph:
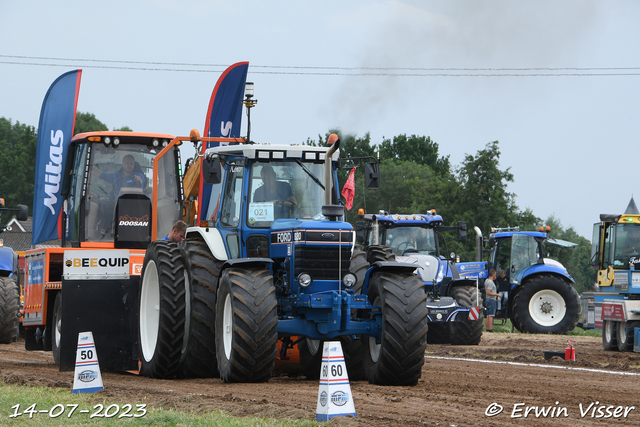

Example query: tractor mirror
[364,162,380,189]
[488,236,495,248]
[202,157,222,185]
[458,221,467,242]
[16,205,28,221]
[355,221,366,243]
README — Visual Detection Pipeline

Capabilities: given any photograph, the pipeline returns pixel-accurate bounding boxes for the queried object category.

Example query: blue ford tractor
[138,133,429,385]
[353,211,484,345]
[0,199,28,343]
[458,226,580,334]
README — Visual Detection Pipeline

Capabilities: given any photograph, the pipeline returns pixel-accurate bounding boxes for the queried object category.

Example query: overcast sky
[2,0,640,240]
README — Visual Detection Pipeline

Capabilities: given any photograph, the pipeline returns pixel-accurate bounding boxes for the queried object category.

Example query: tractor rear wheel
[179,238,222,378]
[138,241,187,378]
[448,285,484,345]
[512,275,580,334]
[215,267,277,383]
[364,271,428,386]
[602,320,618,351]
[366,245,395,264]
[0,277,20,344]
[51,292,62,365]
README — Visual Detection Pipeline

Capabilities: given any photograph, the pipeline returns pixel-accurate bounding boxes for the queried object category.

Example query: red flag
[341,167,356,210]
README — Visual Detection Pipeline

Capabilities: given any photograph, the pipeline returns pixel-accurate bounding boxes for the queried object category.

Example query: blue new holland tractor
[353,210,484,345]
[0,199,28,343]
[458,226,580,335]
[137,132,429,385]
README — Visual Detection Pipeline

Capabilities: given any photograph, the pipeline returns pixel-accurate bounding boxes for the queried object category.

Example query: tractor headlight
[113,137,120,147]
[104,136,112,146]
[152,138,160,147]
[436,265,444,283]
[342,273,357,288]
[298,273,313,287]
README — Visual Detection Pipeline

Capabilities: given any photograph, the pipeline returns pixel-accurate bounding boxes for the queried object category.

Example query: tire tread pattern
[0,277,20,344]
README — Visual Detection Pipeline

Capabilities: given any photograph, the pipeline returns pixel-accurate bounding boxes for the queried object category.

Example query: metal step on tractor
[0,199,28,343]
[139,132,430,385]
[352,210,484,345]
[458,226,580,335]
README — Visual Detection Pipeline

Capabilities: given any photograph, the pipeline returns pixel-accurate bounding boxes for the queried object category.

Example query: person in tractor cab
[92,154,146,234]
[253,165,297,217]
[161,220,187,243]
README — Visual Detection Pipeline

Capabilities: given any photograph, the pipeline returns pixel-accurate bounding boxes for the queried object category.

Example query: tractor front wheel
[299,338,324,380]
[215,267,277,383]
[51,292,62,365]
[364,271,428,386]
[448,285,484,345]
[138,241,187,378]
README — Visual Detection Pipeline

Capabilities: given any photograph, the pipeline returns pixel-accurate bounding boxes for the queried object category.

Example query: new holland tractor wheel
[215,267,277,383]
[364,271,428,386]
[366,245,395,264]
[0,276,20,344]
[179,237,223,379]
[426,323,450,344]
[51,292,62,365]
[138,241,187,378]
[602,320,618,351]
[448,285,484,345]
[512,274,580,335]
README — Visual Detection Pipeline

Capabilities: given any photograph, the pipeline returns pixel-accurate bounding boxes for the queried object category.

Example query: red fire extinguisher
[565,340,576,361]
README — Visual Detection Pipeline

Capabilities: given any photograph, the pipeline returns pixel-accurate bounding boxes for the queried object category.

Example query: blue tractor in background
[458,226,580,335]
[0,199,28,343]
[353,210,484,345]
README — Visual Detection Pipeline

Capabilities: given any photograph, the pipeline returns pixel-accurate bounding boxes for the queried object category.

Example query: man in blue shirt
[161,220,186,243]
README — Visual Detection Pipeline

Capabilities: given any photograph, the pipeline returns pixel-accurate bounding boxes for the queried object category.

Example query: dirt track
[2,333,640,426]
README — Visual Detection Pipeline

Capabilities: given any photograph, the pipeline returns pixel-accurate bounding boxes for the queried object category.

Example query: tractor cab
[62,132,183,248]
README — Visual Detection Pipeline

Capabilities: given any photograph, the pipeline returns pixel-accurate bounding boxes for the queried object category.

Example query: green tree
[0,118,38,225]
[74,112,108,135]
[378,134,450,177]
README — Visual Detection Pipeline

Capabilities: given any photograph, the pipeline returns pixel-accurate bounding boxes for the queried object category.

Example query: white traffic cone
[72,331,104,394]
[315,341,356,421]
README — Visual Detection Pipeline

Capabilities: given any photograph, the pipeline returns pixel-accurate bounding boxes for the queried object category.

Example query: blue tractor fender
[362,261,419,296]
[516,263,575,288]
[0,246,18,277]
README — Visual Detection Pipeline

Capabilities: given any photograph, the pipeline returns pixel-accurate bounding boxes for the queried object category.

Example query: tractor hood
[269,219,354,249]
[396,253,442,283]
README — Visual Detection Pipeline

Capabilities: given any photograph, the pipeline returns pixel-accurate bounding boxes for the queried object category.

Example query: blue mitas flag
[32,70,82,245]
[199,62,249,222]
[203,61,248,145]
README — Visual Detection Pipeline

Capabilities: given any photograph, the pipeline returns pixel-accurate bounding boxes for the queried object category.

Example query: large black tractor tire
[366,245,395,265]
[342,248,369,381]
[299,338,324,380]
[426,323,450,344]
[215,267,278,383]
[364,271,428,386]
[512,275,580,335]
[617,320,640,352]
[602,320,618,351]
[179,238,223,378]
[51,292,62,365]
[448,285,484,345]
[0,277,20,344]
[138,241,187,379]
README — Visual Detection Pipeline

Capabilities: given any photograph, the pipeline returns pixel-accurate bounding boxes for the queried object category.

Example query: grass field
[0,383,320,427]
[486,319,601,337]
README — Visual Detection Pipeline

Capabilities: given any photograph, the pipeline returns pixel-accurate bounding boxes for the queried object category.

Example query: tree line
[0,115,595,293]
